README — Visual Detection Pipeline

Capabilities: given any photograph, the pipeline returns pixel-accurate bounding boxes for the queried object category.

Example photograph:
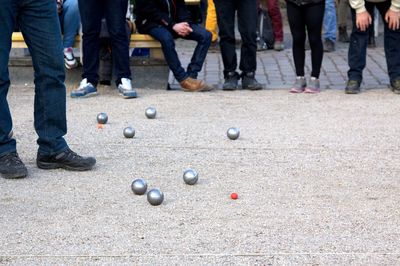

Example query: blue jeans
[0,0,68,156]
[348,1,400,82]
[78,0,131,86]
[323,0,337,41]
[149,24,211,82]
[60,0,80,48]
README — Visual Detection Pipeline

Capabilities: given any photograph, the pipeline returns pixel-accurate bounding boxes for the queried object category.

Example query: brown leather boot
[179,77,213,92]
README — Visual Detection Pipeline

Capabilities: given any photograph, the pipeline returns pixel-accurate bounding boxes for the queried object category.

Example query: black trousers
[286,1,325,78]
[214,0,258,77]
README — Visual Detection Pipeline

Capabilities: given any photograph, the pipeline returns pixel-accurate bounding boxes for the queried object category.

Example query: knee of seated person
[158,34,175,47]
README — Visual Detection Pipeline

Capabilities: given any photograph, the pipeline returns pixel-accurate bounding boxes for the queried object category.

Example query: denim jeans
[323,0,337,41]
[60,0,80,48]
[0,0,68,156]
[149,24,211,82]
[348,1,400,82]
[214,0,258,77]
[78,0,131,86]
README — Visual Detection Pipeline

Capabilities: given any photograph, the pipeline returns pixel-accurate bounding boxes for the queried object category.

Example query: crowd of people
[0,0,399,179]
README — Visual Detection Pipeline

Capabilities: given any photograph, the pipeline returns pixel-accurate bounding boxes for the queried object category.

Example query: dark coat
[285,0,324,6]
[134,0,191,34]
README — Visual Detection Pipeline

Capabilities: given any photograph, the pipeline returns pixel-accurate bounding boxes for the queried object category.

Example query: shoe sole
[119,92,138,99]
[290,88,305,93]
[70,91,98,98]
[1,171,27,179]
[37,161,94,171]
[304,88,320,94]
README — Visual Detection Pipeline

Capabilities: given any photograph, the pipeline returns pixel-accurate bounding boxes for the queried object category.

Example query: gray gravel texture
[1,84,400,265]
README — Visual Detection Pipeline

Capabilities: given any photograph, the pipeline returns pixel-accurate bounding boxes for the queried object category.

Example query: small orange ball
[97,124,104,129]
[230,193,238,200]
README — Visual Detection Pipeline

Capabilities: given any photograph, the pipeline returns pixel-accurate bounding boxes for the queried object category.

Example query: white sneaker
[64,47,78,69]
[118,78,137,99]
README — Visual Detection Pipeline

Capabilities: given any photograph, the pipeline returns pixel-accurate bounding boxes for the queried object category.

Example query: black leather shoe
[0,152,28,179]
[222,72,239,90]
[241,72,263,90]
[345,80,361,94]
[37,148,96,171]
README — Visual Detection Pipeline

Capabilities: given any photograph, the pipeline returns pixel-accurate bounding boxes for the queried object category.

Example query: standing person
[71,0,137,99]
[263,0,285,51]
[135,0,213,92]
[323,0,337,52]
[338,0,351,42]
[345,0,400,94]
[58,0,81,69]
[206,0,219,49]
[286,0,325,93]
[214,0,263,90]
[0,0,96,179]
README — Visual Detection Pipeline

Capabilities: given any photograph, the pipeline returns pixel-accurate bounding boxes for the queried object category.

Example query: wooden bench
[11,32,164,60]
[10,32,169,89]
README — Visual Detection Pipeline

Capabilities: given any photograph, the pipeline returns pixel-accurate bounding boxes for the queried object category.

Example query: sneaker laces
[56,148,81,161]
[1,152,24,167]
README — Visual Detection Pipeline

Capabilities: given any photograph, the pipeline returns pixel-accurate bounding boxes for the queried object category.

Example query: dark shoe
[391,79,400,94]
[338,26,350,43]
[36,148,96,171]
[323,39,335,52]
[0,152,28,179]
[241,72,263,90]
[222,72,240,90]
[345,80,361,94]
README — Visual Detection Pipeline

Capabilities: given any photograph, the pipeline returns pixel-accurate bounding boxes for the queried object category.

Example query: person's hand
[385,9,400,30]
[356,11,372,31]
[172,22,193,37]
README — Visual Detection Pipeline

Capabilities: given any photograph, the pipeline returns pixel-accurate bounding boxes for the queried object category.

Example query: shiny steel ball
[123,127,135,138]
[227,127,240,140]
[147,188,164,206]
[183,169,198,185]
[145,107,157,119]
[97,112,108,124]
[131,179,147,195]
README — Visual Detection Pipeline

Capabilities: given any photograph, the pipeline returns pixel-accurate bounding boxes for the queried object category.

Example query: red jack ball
[230,193,238,200]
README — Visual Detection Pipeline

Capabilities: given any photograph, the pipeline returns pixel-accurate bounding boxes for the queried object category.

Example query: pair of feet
[290,77,320,93]
[345,79,400,94]
[223,72,263,91]
[0,149,96,179]
[71,78,137,99]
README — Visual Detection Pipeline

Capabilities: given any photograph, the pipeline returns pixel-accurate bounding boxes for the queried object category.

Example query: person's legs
[305,2,325,79]
[205,0,218,42]
[323,0,336,42]
[266,0,283,42]
[236,0,257,74]
[149,26,188,82]
[18,0,68,155]
[375,1,400,84]
[338,0,350,42]
[214,0,237,76]
[184,24,212,79]
[0,0,17,156]
[287,1,306,77]
[347,2,374,82]
[104,0,131,85]
[78,0,103,86]
[61,0,80,48]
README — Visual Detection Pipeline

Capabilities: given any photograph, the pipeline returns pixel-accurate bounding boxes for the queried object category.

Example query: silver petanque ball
[145,107,157,119]
[227,127,240,140]
[97,112,108,124]
[131,179,147,195]
[183,168,198,185]
[147,188,164,206]
[123,127,135,138]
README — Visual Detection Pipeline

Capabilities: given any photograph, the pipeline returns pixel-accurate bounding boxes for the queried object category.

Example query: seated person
[57,0,80,69]
[135,0,213,92]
